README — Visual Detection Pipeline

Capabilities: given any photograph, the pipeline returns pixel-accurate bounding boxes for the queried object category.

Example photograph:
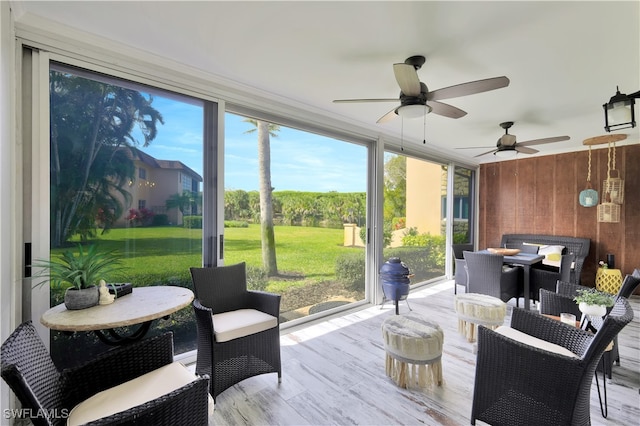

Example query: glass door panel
[224,113,368,322]
[47,64,205,367]
[384,152,447,285]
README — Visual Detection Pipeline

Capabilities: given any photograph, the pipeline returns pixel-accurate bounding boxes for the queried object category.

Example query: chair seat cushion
[494,326,579,358]
[67,362,211,425]
[213,308,278,342]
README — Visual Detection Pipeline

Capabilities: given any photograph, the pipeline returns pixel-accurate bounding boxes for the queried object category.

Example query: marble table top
[41,286,194,332]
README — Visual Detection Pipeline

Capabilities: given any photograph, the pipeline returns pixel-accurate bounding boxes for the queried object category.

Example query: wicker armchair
[530,254,574,302]
[190,262,282,402]
[1,322,210,426]
[452,243,473,294]
[471,297,633,426]
[463,251,522,307]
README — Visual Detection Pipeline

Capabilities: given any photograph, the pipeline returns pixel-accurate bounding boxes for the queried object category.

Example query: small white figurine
[98,279,115,305]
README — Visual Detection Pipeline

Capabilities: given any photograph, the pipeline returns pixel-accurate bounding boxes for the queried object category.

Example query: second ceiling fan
[461,121,570,158]
[333,55,510,124]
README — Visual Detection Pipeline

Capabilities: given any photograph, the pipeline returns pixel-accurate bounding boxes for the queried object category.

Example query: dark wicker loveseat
[500,234,590,300]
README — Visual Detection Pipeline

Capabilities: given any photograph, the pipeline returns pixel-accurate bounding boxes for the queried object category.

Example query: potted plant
[573,287,614,318]
[34,244,124,310]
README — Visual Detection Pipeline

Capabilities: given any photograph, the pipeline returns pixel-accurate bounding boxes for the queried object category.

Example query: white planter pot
[578,302,607,318]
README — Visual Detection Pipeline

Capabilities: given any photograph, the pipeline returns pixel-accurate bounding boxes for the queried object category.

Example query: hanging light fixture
[578,145,598,207]
[603,86,640,132]
[396,104,432,119]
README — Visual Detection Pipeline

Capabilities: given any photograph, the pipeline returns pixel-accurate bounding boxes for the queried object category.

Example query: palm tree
[244,119,280,276]
[49,70,163,247]
[166,191,200,218]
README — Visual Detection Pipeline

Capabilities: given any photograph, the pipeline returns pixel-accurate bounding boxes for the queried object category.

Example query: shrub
[183,215,202,229]
[246,265,269,291]
[152,214,169,226]
[126,208,155,227]
[335,251,366,292]
[224,220,249,228]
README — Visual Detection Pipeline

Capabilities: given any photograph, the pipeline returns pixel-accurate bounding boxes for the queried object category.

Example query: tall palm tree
[49,70,163,247]
[244,119,280,276]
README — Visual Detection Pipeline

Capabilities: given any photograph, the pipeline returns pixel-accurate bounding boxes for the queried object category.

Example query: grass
[63,224,361,292]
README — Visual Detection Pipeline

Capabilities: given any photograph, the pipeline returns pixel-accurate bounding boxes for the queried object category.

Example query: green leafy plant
[573,288,614,307]
[34,244,124,290]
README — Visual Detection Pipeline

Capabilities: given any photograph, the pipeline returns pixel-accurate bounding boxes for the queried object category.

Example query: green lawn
[63,224,360,292]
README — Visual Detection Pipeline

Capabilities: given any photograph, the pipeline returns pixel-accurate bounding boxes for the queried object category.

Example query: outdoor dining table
[479,250,544,310]
[41,285,194,345]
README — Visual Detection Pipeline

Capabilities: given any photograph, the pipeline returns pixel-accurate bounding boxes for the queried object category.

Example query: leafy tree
[244,119,280,276]
[49,69,163,247]
[166,191,201,217]
[383,155,406,223]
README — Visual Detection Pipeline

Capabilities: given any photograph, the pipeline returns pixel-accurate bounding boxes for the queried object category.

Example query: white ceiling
[11,1,640,164]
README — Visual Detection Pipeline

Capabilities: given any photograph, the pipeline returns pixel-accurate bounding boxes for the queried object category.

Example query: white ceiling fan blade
[474,149,497,158]
[333,98,399,103]
[393,63,421,96]
[428,101,467,119]
[428,76,510,101]
[516,146,539,154]
[518,136,570,147]
[377,108,399,124]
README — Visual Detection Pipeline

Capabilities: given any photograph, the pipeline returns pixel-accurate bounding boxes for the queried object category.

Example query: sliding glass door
[223,113,369,322]
[26,53,218,368]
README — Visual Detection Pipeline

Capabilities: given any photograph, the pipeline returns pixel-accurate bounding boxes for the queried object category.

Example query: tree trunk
[257,121,278,276]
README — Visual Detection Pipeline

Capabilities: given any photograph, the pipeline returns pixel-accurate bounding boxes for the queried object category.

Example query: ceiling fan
[461,121,570,158]
[333,55,510,124]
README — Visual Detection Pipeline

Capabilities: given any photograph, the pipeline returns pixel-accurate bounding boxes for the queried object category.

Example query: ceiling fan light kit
[603,86,640,132]
[396,104,432,118]
[494,147,517,159]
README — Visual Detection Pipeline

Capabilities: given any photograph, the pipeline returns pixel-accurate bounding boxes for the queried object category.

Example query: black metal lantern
[603,86,640,132]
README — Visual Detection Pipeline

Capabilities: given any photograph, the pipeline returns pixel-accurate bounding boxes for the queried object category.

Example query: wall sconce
[603,86,640,132]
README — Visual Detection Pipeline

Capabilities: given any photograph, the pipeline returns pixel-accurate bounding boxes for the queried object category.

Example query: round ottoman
[381,313,444,389]
[454,293,506,343]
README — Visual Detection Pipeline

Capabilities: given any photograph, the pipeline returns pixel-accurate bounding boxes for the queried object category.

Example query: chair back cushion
[494,326,579,359]
[0,321,64,416]
[212,309,279,342]
[67,362,211,425]
[190,262,249,313]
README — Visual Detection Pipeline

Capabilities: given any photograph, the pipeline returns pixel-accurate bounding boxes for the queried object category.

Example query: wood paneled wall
[479,143,640,288]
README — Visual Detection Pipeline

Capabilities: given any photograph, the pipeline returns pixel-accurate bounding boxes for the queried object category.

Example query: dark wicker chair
[452,243,473,294]
[542,275,640,379]
[463,251,522,307]
[190,262,282,402]
[0,322,210,426]
[471,297,633,426]
[530,254,575,302]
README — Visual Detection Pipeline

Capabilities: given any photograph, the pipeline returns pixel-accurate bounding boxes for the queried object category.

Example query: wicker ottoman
[381,313,444,389]
[454,293,506,343]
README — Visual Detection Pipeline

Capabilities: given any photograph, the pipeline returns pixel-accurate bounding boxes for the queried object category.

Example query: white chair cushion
[213,308,278,342]
[494,326,579,359]
[67,362,213,425]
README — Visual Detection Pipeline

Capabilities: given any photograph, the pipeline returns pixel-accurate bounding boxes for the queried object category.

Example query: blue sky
[138,97,367,192]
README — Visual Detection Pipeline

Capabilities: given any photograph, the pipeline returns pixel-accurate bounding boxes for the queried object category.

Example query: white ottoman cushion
[213,308,278,342]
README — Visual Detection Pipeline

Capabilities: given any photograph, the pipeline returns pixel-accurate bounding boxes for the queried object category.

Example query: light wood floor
[205,280,640,426]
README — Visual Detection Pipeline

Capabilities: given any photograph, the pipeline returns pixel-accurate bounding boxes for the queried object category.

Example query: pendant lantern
[597,141,621,223]
[602,141,624,204]
[578,146,598,207]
